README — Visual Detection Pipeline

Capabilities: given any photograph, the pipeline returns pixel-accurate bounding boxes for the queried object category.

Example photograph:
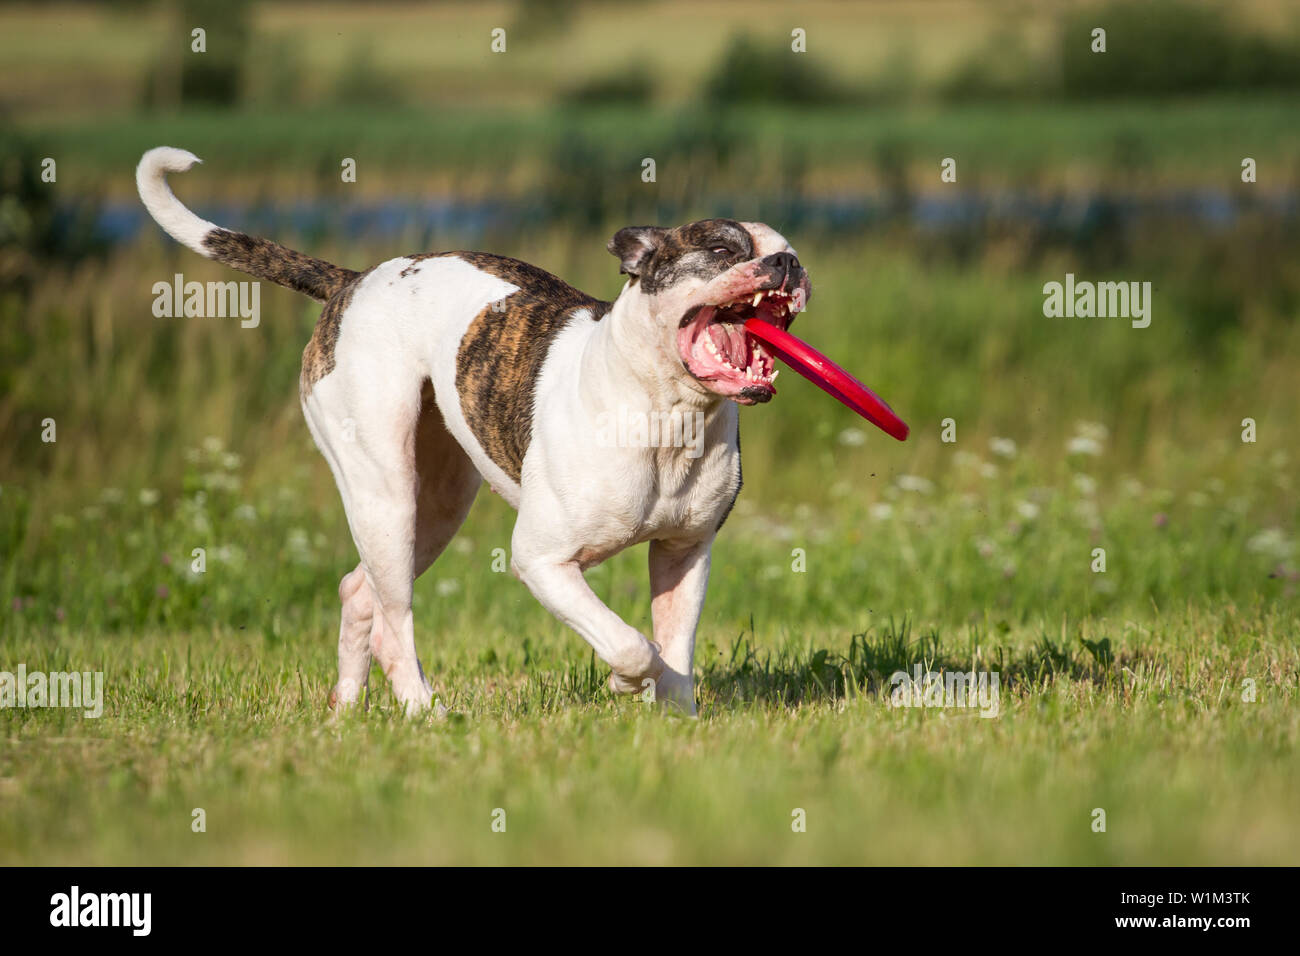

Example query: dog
[137,146,810,716]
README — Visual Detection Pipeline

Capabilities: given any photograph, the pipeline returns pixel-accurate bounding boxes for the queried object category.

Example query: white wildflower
[1015,500,1040,521]
[1066,436,1103,456]
[1074,421,1109,443]
[896,474,935,494]
[989,437,1017,459]
[1246,528,1293,560]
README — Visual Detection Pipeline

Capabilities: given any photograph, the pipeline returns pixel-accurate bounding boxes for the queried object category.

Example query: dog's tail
[136,146,359,304]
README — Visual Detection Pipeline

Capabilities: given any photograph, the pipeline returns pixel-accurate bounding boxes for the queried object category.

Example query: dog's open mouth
[677,288,796,403]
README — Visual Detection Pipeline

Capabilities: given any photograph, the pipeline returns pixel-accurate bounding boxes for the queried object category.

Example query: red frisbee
[745,317,909,442]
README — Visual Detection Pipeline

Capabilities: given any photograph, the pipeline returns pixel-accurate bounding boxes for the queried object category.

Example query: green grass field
[3,228,1298,864]
[2,604,1296,865]
[2,0,1299,866]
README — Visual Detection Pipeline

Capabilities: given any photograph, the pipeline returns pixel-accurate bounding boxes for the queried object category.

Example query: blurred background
[2,0,1298,639]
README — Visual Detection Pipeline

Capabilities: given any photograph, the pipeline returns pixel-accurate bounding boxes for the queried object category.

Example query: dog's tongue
[708,321,749,367]
[745,318,909,441]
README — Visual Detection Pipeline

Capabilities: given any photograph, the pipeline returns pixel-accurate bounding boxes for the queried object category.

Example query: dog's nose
[761,251,801,289]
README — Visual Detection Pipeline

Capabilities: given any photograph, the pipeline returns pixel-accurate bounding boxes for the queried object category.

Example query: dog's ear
[608,226,667,279]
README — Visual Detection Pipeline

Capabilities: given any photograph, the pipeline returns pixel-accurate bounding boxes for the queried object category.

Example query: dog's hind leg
[411,381,481,585]
[328,562,375,710]
[302,392,379,713]
[362,383,479,713]
[312,376,479,715]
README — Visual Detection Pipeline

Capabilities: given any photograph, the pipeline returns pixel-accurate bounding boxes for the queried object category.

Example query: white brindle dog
[137,146,811,716]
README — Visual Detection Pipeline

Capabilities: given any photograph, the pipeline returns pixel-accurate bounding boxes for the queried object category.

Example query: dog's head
[608,218,811,405]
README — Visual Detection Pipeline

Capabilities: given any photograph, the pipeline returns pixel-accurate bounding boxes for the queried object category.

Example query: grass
[2,226,1298,862]
[10,0,1300,196]
[20,97,1300,199]
[2,607,1296,865]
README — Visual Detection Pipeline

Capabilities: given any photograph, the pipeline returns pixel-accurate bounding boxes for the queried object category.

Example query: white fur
[136,147,221,257]
[741,221,798,259]
[320,256,523,502]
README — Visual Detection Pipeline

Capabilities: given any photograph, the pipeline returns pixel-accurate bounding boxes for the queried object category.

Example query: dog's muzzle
[758,251,805,293]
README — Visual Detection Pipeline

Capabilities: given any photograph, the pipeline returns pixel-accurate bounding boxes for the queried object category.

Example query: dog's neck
[582,285,726,418]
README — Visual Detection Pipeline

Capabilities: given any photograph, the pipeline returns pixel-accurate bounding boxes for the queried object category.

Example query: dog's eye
[710,246,733,256]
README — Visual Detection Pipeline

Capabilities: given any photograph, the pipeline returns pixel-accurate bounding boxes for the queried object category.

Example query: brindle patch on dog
[299,268,372,399]
[202,229,358,303]
[638,219,755,295]
[444,252,611,483]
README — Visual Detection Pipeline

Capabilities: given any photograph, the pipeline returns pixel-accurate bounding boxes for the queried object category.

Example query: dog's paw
[608,670,651,695]
[327,678,367,714]
[652,668,697,717]
[397,684,436,718]
[607,641,665,696]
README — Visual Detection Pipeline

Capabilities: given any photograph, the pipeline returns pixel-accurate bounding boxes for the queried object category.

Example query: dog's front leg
[648,538,711,716]
[511,545,664,697]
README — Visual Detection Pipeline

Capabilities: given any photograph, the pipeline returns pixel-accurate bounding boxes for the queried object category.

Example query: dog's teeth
[771,369,780,382]
[753,292,764,308]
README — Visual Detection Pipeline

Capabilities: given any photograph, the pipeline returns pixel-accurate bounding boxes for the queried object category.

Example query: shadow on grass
[698,617,1139,712]
[524,617,1144,714]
